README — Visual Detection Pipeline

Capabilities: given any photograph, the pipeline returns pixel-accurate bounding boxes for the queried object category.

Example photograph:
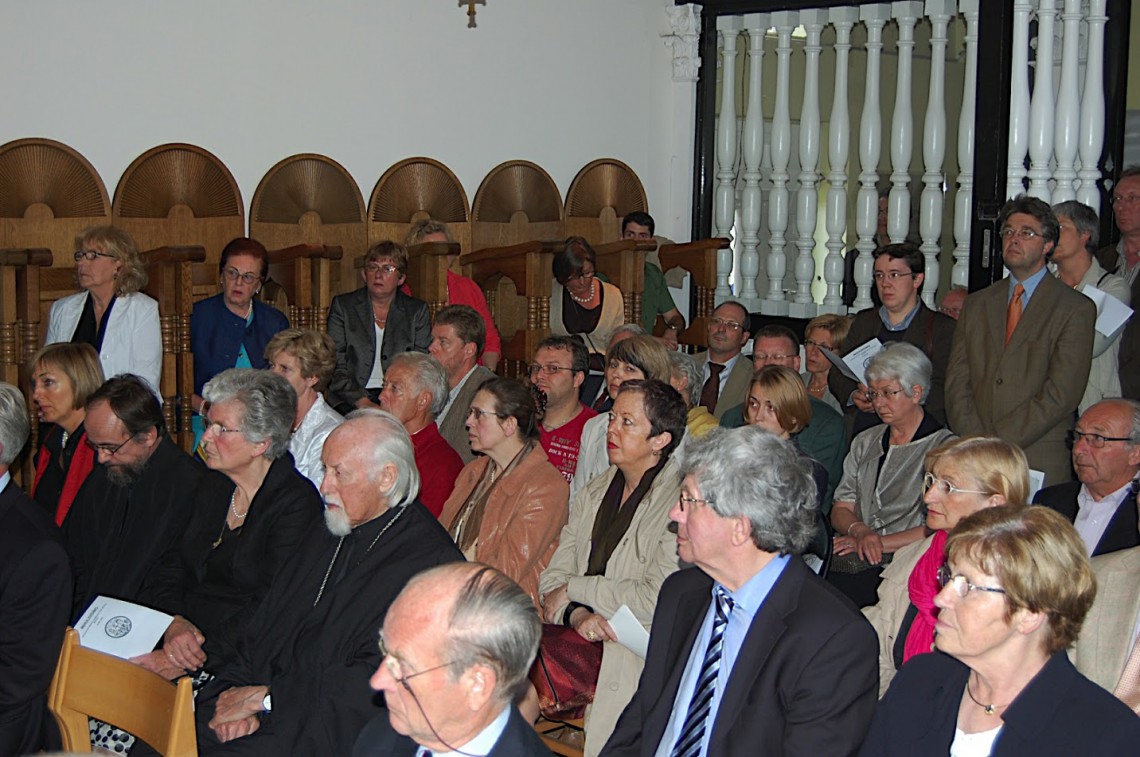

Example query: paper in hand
[75,596,173,659]
[1080,285,1133,337]
[609,604,650,660]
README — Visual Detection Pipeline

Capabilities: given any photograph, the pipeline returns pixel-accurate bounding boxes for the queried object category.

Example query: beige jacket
[1071,546,1140,691]
[862,534,930,697]
[538,456,684,756]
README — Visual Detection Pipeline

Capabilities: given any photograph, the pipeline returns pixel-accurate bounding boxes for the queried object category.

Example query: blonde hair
[748,365,811,434]
[925,436,1030,506]
[605,335,672,384]
[75,226,148,295]
[264,329,337,391]
[805,313,852,350]
[31,343,105,409]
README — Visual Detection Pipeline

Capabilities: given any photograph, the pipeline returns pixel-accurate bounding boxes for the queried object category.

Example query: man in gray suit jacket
[430,305,494,463]
[946,196,1096,485]
[694,301,752,421]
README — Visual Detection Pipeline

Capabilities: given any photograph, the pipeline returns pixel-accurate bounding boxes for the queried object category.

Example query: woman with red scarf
[863,436,1029,697]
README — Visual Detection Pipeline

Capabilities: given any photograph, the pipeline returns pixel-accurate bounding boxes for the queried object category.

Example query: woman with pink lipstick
[28,342,104,525]
[539,379,687,755]
[863,436,1028,697]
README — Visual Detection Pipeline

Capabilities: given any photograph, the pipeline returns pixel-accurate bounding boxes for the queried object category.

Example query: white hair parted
[0,382,30,468]
[342,408,421,508]
[864,342,932,405]
[389,352,450,419]
[680,426,818,555]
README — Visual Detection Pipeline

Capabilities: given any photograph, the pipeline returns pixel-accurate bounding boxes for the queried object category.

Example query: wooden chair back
[563,158,648,245]
[658,238,731,350]
[49,628,198,756]
[265,244,344,331]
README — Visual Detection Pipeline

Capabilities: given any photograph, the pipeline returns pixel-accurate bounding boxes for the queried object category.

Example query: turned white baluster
[1026,0,1057,203]
[762,10,797,316]
[1077,0,1107,213]
[918,0,953,308]
[1006,0,1033,199]
[738,14,769,309]
[953,0,980,289]
[853,4,891,312]
[1052,0,1082,203]
[714,17,742,299]
[888,2,921,246]
[662,5,702,243]
[790,9,825,316]
[822,6,858,313]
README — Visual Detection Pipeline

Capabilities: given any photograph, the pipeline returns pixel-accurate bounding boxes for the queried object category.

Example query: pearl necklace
[230,489,248,520]
[569,280,596,305]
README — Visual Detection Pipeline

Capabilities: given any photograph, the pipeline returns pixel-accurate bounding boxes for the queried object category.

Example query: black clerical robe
[195,500,465,756]
[63,436,207,621]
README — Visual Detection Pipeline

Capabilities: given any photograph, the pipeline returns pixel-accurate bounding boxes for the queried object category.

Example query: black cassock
[195,500,465,756]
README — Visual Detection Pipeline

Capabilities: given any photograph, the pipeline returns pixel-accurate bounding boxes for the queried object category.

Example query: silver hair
[1052,200,1100,255]
[342,409,421,507]
[408,563,541,704]
[668,350,703,408]
[389,353,450,419]
[0,382,30,468]
[202,368,296,459]
[680,426,818,555]
[1088,398,1140,444]
[864,342,932,405]
[608,323,645,346]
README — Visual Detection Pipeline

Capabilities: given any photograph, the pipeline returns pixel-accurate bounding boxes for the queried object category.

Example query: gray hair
[669,350,703,407]
[680,426,818,555]
[0,382,30,468]
[342,409,421,507]
[609,323,646,345]
[1089,398,1140,444]
[1052,200,1100,256]
[864,342,932,405]
[202,368,296,459]
[415,563,541,704]
[389,353,450,419]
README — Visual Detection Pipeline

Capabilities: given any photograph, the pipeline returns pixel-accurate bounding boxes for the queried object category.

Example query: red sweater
[411,422,465,518]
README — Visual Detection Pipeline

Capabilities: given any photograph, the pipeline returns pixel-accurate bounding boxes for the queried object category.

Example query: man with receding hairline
[694,301,752,420]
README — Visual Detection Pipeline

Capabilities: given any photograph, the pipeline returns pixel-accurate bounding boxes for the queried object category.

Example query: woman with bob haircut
[28,342,105,524]
[549,236,626,358]
[863,436,1029,696]
[45,225,162,396]
[861,506,1140,755]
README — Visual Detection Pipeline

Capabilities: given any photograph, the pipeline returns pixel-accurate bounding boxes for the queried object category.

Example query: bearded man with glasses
[946,195,1096,486]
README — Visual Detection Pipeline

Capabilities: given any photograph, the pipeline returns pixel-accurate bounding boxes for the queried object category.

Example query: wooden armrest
[0,248,53,267]
[460,240,563,265]
[142,245,207,265]
[273,244,344,264]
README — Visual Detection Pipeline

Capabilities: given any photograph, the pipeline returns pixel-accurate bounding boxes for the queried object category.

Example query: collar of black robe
[313,502,408,606]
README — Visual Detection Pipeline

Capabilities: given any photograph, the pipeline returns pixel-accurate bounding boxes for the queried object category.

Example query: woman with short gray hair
[144,367,323,677]
[668,350,718,439]
[828,342,954,607]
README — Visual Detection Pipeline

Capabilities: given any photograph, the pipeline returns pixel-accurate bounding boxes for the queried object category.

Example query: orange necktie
[1005,283,1025,345]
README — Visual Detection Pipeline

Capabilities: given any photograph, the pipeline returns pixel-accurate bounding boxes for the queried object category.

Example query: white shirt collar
[418,705,510,757]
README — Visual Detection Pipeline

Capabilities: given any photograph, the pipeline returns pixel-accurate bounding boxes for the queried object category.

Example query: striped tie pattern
[671,587,734,757]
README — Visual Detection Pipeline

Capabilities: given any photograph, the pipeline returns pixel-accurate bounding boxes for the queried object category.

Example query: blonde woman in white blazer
[45,226,162,398]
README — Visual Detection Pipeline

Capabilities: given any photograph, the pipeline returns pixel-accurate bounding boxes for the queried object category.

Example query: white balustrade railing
[1052,0,1083,203]
[888,2,921,248]
[821,6,858,314]
[790,9,825,318]
[1026,0,1057,203]
[853,4,890,312]
[919,0,953,307]
[713,17,741,299]
[1007,0,1033,200]
[738,14,769,308]
[952,0,980,290]
[760,10,797,316]
[1077,0,1107,212]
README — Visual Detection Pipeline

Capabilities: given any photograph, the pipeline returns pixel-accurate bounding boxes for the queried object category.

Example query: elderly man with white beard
[192,410,464,756]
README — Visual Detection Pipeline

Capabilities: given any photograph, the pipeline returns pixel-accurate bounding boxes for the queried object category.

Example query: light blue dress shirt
[1009,265,1049,308]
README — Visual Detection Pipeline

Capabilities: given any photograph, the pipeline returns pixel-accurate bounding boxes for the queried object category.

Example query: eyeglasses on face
[528,363,576,377]
[84,435,134,457]
[364,263,401,276]
[804,339,831,351]
[222,268,260,285]
[709,317,743,332]
[74,249,116,262]
[937,565,1006,599]
[377,634,460,688]
[872,271,916,282]
[923,472,990,497]
[1111,193,1140,206]
[998,227,1042,241]
[865,387,908,402]
[677,493,714,512]
[1067,429,1135,449]
[203,419,244,437]
[566,269,596,283]
[753,353,795,362]
[466,406,506,422]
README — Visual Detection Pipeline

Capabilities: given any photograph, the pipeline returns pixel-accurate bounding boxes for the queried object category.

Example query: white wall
[1,0,694,237]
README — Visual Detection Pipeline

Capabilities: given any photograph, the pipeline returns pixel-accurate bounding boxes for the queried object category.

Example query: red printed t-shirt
[539,405,598,485]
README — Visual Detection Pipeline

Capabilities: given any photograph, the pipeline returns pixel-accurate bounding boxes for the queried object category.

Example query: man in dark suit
[946,196,1096,486]
[0,382,72,755]
[353,563,550,756]
[1034,398,1140,556]
[430,304,494,463]
[694,301,752,420]
[603,426,877,756]
[327,241,432,415]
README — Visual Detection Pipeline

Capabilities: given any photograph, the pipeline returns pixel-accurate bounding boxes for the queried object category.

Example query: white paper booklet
[823,338,883,387]
[74,596,173,659]
[1080,285,1134,337]
[610,604,651,660]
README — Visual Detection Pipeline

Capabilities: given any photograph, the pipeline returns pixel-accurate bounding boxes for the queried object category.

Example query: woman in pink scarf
[863,436,1029,696]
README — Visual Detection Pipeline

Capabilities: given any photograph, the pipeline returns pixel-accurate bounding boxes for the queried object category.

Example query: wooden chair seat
[534,715,585,757]
[49,628,197,756]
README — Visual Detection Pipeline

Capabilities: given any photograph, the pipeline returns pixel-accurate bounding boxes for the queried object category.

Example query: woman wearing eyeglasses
[829,342,955,608]
[863,436,1028,697]
[860,506,1140,756]
[440,378,569,607]
[28,342,105,525]
[44,225,163,397]
[139,368,322,678]
[550,237,626,359]
[189,237,289,447]
[327,241,431,415]
[802,313,852,414]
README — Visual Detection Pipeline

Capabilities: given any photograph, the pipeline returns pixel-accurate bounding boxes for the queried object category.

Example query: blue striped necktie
[671,586,734,757]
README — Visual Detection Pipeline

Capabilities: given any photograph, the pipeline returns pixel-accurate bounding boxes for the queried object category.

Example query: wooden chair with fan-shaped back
[367,157,471,317]
[0,138,111,484]
[251,153,365,326]
[467,160,564,379]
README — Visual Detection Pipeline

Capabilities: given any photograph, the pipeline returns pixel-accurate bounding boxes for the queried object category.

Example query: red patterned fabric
[530,623,603,720]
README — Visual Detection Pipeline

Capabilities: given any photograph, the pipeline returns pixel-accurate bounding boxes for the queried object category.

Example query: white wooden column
[853,4,891,312]
[761,10,797,316]
[918,0,953,307]
[713,16,742,299]
[1026,0,1057,202]
[888,2,921,246]
[790,9,825,318]
[1006,0,1033,199]
[738,14,769,310]
[1051,0,1082,204]
[1077,0,1107,213]
[952,0,979,289]
[662,5,702,244]
[822,7,858,314]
